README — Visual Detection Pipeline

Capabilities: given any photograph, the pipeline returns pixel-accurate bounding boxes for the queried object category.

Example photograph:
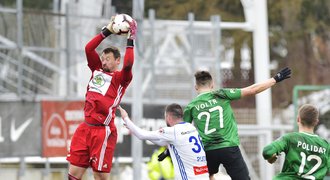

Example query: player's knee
[68,173,80,180]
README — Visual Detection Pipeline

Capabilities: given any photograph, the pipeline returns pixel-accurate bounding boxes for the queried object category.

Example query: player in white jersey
[119,103,209,180]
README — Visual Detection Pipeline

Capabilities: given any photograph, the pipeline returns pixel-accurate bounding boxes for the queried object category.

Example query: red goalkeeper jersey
[84,34,134,128]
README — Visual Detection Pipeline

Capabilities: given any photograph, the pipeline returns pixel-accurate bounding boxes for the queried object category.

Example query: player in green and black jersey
[263,104,330,180]
[183,67,291,180]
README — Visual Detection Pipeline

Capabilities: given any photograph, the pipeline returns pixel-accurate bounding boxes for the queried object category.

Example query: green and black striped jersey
[183,88,241,151]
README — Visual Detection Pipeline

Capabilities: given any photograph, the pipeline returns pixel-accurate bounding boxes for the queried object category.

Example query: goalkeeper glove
[273,67,291,83]
[127,19,137,40]
[101,16,116,37]
[157,149,170,161]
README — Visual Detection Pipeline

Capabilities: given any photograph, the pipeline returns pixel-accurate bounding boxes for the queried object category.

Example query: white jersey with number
[164,122,209,180]
[123,118,209,180]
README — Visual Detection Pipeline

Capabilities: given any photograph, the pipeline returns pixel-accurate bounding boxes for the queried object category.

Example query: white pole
[16,0,23,97]
[132,1,144,180]
[252,0,274,179]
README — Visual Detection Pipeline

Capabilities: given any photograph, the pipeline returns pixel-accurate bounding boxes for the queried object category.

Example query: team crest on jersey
[88,70,112,96]
[92,75,105,87]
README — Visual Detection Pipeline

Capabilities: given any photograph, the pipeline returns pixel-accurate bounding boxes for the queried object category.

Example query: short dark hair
[298,104,319,127]
[165,103,183,119]
[103,46,121,59]
[195,71,213,87]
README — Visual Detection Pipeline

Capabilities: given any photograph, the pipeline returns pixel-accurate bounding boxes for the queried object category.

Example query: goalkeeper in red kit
[66,16,137,180]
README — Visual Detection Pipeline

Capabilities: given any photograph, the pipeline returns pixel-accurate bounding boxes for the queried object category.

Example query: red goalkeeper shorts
[66,122,117,173]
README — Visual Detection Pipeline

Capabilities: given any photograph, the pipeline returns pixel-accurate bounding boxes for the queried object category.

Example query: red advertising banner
[42,101,84,157]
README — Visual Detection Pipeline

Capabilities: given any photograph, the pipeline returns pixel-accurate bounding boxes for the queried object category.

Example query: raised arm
[241,78,276,97]
[85,34,103,71]
[85,18,116,71]
[120,19,137,84]
[241,67,291,97]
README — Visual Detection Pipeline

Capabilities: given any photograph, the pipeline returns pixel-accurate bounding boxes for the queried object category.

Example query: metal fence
[0,1,307,180]
[0,1,255,104]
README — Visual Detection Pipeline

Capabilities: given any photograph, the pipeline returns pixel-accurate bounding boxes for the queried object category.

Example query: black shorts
[206,146,250,180]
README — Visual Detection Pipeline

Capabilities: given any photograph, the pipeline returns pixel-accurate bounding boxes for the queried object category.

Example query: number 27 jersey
[183,89,241,151]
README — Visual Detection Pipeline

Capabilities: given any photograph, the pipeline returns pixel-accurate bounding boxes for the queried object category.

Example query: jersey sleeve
[262,134,289,159]
[212,88,241,100]
[183,105,193,123]
[119,42,134,87]
[157,127,176,142]
[85,34,104,71]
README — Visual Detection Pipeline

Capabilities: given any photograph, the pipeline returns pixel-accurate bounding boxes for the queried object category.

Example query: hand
[118,106,128,119]
[157,149,170,161]
[127,19,137,40]
[273,67,291,83]
[101,16,116,37]
[267,154,278,164]
[106,16,116,33]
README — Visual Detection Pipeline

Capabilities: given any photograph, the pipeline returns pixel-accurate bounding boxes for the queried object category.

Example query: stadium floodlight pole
[16,0,23,98]
[250,0,274,179]
[18,156,26,177]
[52,0,59,13]
[149,9,156,100]
[188,13,196,97]
[65,2,71,97]
[132,0,144,180]
[211,15,222,89]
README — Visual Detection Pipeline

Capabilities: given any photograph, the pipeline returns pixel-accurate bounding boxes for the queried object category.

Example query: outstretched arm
[241,67,291,97]
[241,78,276,97]
[118,106,169,146]
[123,117,162,140]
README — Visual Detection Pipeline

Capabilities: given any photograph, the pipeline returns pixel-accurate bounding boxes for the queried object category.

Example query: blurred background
[0,0,329,179]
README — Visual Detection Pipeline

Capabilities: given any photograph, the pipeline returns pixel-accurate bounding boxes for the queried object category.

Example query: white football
[111,14,133,35]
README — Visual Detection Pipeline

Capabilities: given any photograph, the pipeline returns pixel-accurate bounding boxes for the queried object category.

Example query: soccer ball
[111,14,133,35]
